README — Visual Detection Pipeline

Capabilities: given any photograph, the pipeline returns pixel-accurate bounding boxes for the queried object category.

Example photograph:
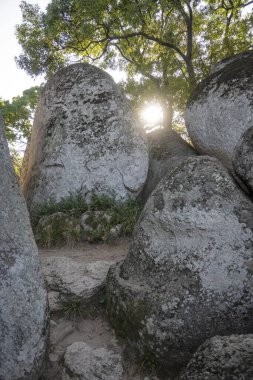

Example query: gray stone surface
[21,63,148,216]
[0,115,48,379]
[41,256,113,312]
[62,342,123,380]
[179,334,253,380]
[233,125,253,192]
[107,156,253,374]
[185,51,253,172]
[141,128,197,202]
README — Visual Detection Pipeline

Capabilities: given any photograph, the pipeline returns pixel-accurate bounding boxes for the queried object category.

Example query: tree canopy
[0,85,43,174]
[0,85,42,144]
[16,0,253,126]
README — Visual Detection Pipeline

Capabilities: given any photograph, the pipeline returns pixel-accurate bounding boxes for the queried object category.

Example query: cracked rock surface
[21,63,148,216]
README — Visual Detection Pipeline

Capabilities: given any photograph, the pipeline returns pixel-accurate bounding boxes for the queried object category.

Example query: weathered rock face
[233,125,253,192]
[185,51,253,172]
[62,342,123,380]
[107,156,253,374]
[21,63,148,216]
[179,334,253,380]
[0,116,48,379]
[141,128,197,202]
[41,256,114,313]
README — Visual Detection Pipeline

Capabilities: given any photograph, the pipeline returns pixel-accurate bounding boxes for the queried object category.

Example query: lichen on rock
[21,63,148,218]
[179,334,253,380]
[185,51,253,173]
[0,115,49,380]
[107,155,253,374]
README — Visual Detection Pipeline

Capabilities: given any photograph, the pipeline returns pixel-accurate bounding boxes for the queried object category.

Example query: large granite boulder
[180,334,253,380]
[0,116,48,379]
[21,63,148,216]
[185,51,253,173]
[141,128,197,202]
[107,156,253,374]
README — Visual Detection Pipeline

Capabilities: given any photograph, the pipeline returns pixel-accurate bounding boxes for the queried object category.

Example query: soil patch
[39,237,130,265]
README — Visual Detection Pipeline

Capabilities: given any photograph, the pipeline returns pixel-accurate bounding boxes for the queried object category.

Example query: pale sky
[0,0,125,101]
[0,0,50,101]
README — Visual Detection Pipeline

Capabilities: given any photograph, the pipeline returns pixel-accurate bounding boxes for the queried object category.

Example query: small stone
[50,320,57,328]
[41,257,114,313]
[55,325,75,345]
[108,224,123,240]
[80,212,94,233]
[49,353,60,362]
[62,342,123,380]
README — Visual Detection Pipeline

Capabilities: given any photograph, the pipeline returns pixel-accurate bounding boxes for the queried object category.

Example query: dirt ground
[39,238,163,380]
[39,237,130,264]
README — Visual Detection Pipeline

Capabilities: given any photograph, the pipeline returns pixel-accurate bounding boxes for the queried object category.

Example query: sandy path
[39,237,130,264]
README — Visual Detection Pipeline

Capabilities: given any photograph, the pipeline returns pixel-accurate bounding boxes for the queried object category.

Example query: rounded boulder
[185,51,253,173]
[107,156,253,374]
[179,334,253,380]
[21,63,148,216]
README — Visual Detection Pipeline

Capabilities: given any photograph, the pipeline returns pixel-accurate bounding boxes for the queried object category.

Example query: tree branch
[102,31,187,62]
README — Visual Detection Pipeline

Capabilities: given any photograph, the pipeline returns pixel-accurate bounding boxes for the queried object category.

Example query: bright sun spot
[140,103,164,130]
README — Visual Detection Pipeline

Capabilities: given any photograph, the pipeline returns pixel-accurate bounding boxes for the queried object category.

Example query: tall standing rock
[0,115,48,379]
[21,63,148,216]
[185,51,253,173]
[107,156,253,374]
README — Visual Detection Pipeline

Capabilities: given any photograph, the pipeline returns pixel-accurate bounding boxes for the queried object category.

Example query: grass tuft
[33,191,142,247]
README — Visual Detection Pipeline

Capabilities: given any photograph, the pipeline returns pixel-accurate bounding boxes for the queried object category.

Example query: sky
[0,0,51,101]
[0,0,126,102]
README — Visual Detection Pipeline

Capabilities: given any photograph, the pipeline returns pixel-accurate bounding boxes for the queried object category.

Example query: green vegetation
[35,212,82,248]
[16,0,253,127]
[34,192,142,247]
[1,85,43,143]
[59,298,88,319]
[140,350,159,376]
[1,85,43,173]
[38,192,87,217]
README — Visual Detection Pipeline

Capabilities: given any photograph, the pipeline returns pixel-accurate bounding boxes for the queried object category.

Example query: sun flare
[140,103,163,129]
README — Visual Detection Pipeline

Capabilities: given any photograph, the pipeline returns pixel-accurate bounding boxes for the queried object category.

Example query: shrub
[35,212,82,248]
[38,192,88,217]
[34,191,142,247]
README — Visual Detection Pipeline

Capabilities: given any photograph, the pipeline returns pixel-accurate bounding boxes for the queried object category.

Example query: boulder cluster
[1,51,253,379]
[106,50,253,378]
